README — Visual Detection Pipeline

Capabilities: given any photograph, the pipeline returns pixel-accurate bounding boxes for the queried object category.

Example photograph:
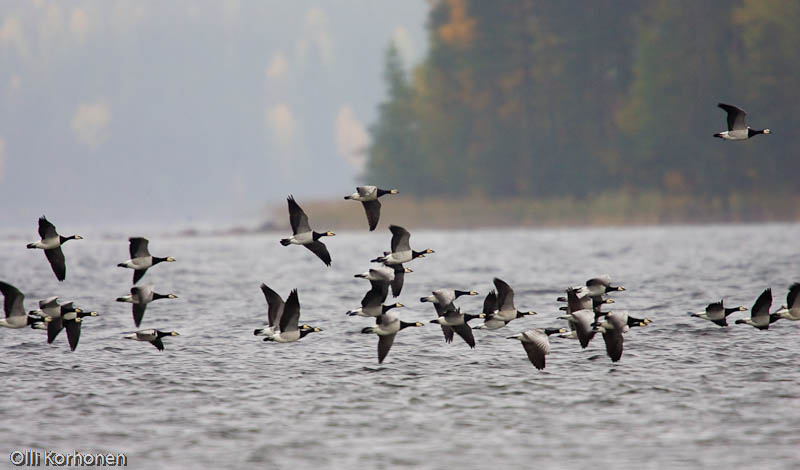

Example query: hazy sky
[0,1,428,228]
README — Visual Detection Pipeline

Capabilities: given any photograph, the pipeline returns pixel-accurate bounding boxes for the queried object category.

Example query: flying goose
[0,281,43,328]
[420,288,478,310]
[26,216,82,282]
[63,309,98,352]
[41,300,81,344]
[253,284,313,337]
[558,309,596,348]
[429,308,484,348]
[123,329,180,351]
[421,288,478,341]
[714,103,771,140]
[595,311,627,362]
[280,196,335,266]
[507,328,567,370]
[116,285,178,327]
[475,278,535,329]
[117,237,176,284]
[263,289,322,343]
[361,311,423,363]
[582,275,625,297]
[563,286,615,318]
[775,283,800,321]
[354,265,395,300]
[689,300,747,327]
[371,225,434,266]
[735,288,780,329]
[344,185,398,231]
[346,288,403,318]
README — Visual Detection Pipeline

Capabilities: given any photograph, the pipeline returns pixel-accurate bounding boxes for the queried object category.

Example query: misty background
[2,1,799,231]
[0,1,427,228]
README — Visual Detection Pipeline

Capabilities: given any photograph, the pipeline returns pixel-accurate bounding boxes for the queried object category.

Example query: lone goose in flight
[116,285,178,327]
[26,216,82,282]
[595,310,648,362]
[689,300,747,327]
[0,281,43,328]
[263,289,322,343]
[714,103,771,140]
[361,311,423,363]
[117,237,175,284]
[735,288,780,329]
[123,329,180,351]
[344,185,398,231]
[371,225,434,266]
[775,283,800,321]
[507,327,567,370]
[280,196,335,266]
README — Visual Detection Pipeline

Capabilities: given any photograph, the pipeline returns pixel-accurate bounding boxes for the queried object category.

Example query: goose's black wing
[389,225,411,253]
[718,103,747,131]
[522,341,547,370]
[304,241,332,266]
[45,247,66,281]
[150,338,165,351]
[390,265,406,297]
[129,237,150,258]
[260,284,285,328]
[482,290,498,315]
[287,196,311,235]
[451,323,476,348]
[751,288,772,321]
[133,268,148,285]
[64,319,82,351]
[602,329,624,362]
[279,289,300,333]
[0,281,25,318]
[132,303,147,328]
[47,317,64,344]
[494,278,515,312]
[38,216,58,239]
[787,283,800,309]
[361,200,382,231]
[378,333,396,364]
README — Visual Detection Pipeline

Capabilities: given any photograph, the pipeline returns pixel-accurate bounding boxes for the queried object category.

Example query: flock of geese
[1,103,795,368]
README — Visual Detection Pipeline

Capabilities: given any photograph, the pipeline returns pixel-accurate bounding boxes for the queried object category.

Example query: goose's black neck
[377,188,393,197]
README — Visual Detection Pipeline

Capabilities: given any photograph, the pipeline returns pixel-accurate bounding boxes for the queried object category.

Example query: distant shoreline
[261,192,800,232]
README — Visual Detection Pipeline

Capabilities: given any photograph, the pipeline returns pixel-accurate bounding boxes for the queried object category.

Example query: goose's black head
[454,290,479,298]
[516,310,536,318]
[382,302,404,313]
[400,320,424,330]
[313,231,336,240]
[544,327,568,336]
[377,188,399,197]
[299,327,323,338]
[60,234,83,244]
[748,128,771,137]
[153,256,176,265]
[153,292,178,300]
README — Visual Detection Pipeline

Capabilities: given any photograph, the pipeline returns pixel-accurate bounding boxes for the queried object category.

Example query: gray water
[2,224,799,469]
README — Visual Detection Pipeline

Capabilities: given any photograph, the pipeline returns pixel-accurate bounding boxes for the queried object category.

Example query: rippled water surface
[2,224,800,469]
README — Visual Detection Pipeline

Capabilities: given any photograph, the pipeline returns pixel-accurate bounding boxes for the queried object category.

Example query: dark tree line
[366,0,800,202]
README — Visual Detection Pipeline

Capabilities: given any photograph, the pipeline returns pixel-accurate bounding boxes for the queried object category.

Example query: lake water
[1,224,799,469]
